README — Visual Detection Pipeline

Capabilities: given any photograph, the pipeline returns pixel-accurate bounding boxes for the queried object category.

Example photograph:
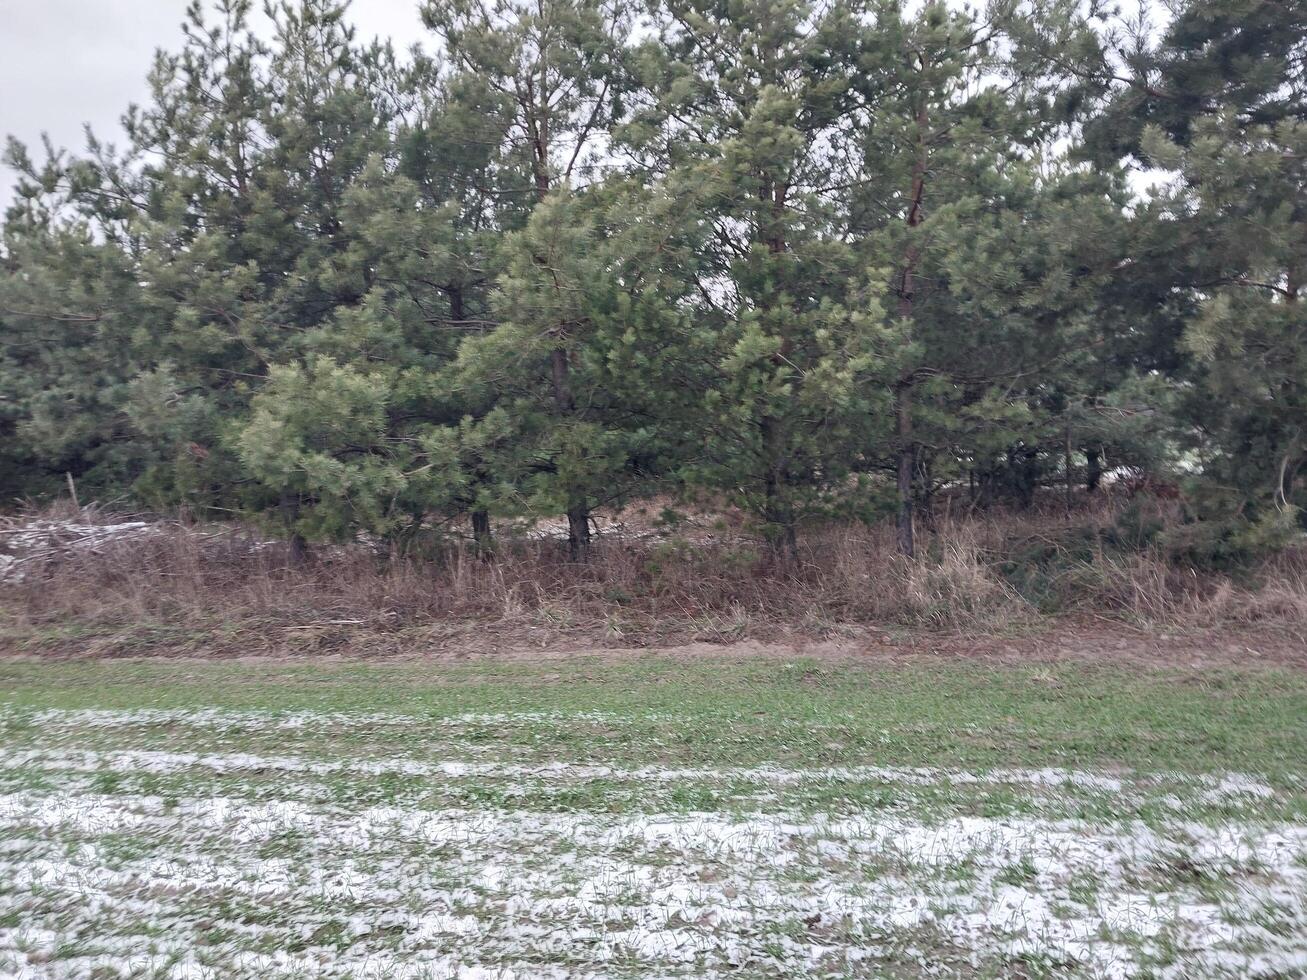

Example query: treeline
[0,0,1302,560]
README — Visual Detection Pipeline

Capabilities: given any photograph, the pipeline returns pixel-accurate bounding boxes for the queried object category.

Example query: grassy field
[2,655,1307,978]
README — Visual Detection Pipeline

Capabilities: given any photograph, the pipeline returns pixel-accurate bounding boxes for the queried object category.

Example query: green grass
[2,656,1306,777]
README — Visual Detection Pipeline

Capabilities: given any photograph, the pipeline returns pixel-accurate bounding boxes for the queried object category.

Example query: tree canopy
[2,0,1302,560]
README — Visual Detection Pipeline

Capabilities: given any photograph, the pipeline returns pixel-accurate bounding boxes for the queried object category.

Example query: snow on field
[0,745,1290,804]
[2,711,1306,978]
[10,708,648,731]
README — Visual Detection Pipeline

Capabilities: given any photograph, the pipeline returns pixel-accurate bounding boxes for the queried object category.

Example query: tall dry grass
[2,496,1305,655]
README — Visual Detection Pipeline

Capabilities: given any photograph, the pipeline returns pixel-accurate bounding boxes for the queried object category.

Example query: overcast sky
[0,0,431,214]
[1,0,1169,217]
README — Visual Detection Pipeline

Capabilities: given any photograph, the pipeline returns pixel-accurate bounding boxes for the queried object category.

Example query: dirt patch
[466,623,1307,671]
[2,619,1303,671]
[885,623,1307,671]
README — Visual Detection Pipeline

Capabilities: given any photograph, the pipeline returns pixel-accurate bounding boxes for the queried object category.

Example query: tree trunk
[759,414,797,560]
[471,509,491,550]
[448,284,468,329]
[1009,446,1038,510]
[895,383,915,558]
[893,92,929,559]
[762,468,798,560]
[551,347,572,412]
[279,490,307,565]
[524,99,591,562]
[919,456,937,532]
[566,503,590,561]
[776,520,798,560]
[550,344,590,561]
[1086,448,1102,493]
[1064,423,1074,516]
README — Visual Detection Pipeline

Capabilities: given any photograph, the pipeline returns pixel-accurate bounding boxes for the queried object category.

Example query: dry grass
[1,496,1305,656]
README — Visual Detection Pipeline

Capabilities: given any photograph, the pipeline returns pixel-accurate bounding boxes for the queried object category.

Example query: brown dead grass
[1,496,1305,658]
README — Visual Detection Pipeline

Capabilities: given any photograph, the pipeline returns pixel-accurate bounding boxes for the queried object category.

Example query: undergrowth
[1,494,1305,655]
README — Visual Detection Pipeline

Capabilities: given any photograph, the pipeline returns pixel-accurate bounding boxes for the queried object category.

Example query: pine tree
[125,0,413,542]
[849,0,1122,552]
[6,0,1303,570]
[229,72,490,545]
[420,0,640,558]
[1084,0,1307,527]
[0,175,152,495]
[621,0,891,554]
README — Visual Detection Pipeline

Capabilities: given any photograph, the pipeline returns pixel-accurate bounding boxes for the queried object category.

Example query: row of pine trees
[1,0,1303,559]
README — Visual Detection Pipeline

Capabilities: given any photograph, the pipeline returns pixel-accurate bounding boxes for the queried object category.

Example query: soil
[3,619,1303,670]
[393,623,1307,671]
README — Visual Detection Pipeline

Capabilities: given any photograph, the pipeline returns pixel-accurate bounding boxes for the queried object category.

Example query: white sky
[0,0,431,215]
[1,0,1172,216]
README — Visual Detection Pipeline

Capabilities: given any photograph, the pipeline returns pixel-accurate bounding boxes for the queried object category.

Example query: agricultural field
[2,654,1306,978]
